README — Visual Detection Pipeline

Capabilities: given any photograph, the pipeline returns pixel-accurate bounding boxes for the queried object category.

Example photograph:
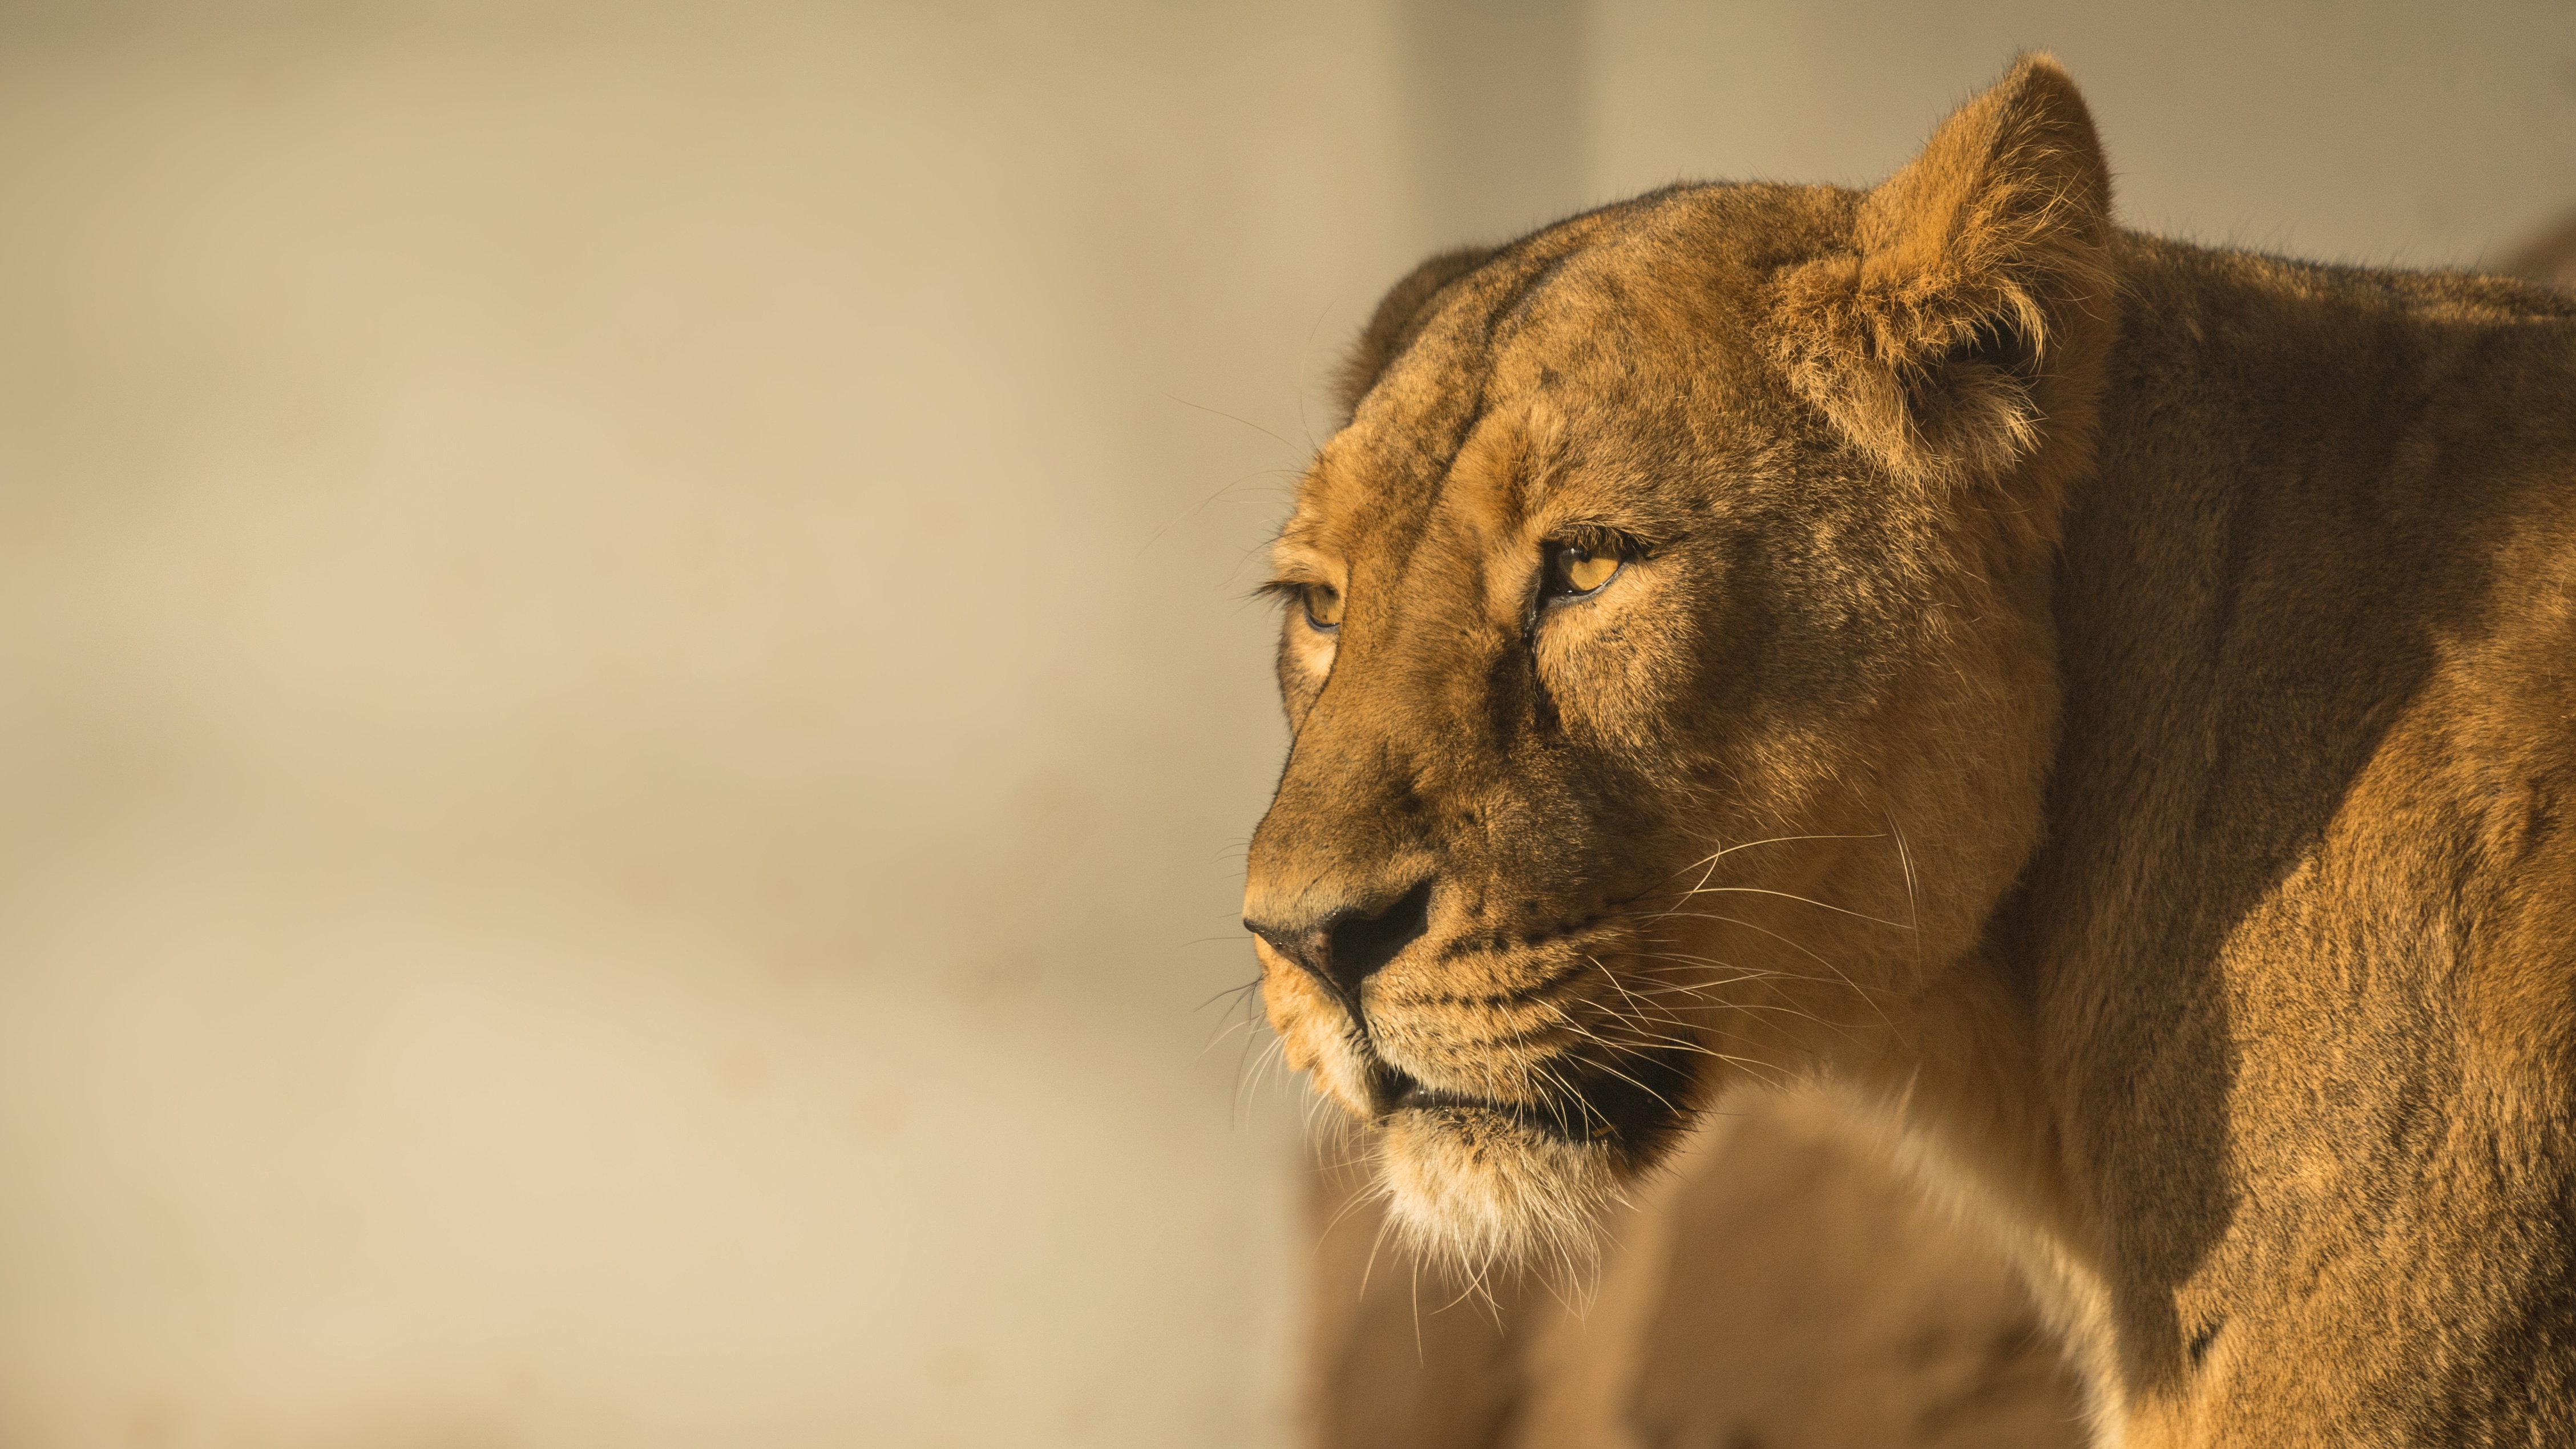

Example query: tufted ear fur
[1334,245,1495,425]
[1772,54,2115,490]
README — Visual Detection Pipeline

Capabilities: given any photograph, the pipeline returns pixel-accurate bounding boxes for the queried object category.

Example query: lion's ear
[1334,245,1495,425]
[1774,54,2114,486]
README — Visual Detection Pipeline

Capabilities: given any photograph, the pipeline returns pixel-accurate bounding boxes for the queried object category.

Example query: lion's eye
[1302,583,1344,630]
[1541,542,1623,599]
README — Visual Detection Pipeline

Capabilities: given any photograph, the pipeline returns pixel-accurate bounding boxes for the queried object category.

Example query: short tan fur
[1243,55,2576,1444]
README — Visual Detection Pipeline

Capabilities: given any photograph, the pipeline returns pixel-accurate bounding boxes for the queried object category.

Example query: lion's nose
[1244,878,1435,1015]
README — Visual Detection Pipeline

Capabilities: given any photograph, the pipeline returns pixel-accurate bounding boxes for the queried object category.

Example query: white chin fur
[1375,1106,1628,1278]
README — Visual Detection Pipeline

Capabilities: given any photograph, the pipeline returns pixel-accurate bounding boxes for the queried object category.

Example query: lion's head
[1242,57,2118,1270]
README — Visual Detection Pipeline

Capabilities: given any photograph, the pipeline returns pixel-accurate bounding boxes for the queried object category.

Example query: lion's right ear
[1333,245,1495,426]
[1772,54,2115,490]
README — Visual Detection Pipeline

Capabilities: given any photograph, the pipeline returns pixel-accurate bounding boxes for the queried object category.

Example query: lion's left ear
[1334,245,1495,426]
[1772,54,2115,489]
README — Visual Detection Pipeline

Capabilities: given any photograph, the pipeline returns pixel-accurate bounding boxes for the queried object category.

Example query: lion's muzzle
[1241,876,1433,1022]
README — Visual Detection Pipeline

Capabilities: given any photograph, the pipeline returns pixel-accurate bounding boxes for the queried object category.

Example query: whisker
[1358,1206,1396,1302]
[1198,1014,1259,1058]
[1885,804,1925,976]
[1666,883,1916,930]
[1662,830,1889,884]
[1315,1173,1382,1248]
[1195,975,1263,1013]
[1616,979,1876,1038]
[1622,915,1896,1024]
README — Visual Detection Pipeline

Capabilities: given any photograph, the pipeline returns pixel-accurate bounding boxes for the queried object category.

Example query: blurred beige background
[0,3,2568,1447]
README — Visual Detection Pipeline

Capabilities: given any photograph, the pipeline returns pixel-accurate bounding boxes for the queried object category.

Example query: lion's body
[2004,237,2576,1436]
[1242,59,2576,1444]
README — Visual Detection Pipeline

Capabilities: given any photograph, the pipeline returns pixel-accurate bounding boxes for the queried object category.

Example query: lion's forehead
[1286,392,1747,607]
[1277,192,1858,621]
[1282,417,1558,628]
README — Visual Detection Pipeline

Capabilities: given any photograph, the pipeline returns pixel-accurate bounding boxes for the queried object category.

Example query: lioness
[1242,55,2576,1444]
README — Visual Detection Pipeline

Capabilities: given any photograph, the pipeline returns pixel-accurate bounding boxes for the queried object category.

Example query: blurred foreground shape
[1305,1089,2085,1449]
[2507,211,2576,288]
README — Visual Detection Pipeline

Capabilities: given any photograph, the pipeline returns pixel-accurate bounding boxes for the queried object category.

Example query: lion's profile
[1242,55,2576,1443]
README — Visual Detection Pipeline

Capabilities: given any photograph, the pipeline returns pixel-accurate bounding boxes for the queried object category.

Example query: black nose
[1245,879,1435,1015]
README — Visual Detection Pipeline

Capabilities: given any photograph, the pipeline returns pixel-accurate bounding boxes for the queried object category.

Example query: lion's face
[1242,62,2115,1268]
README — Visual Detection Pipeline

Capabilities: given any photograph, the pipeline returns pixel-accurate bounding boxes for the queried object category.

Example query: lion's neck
[1926,233,2576,1434]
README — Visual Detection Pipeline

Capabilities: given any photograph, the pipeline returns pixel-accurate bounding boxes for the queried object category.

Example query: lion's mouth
[1378,1067,1589,1137]
[1368,1047,1696,1151]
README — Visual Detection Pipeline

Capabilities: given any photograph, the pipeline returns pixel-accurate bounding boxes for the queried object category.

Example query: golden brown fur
[1242,55,2576,1444]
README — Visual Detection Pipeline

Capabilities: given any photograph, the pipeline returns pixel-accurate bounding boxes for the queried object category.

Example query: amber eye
[1302,583,1344,630]
[1541,541,1623,599]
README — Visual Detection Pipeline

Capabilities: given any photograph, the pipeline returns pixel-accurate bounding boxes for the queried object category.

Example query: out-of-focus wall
[0,4,1428,1445]
[1,3,2570,1448]
[1582,0,2576,269]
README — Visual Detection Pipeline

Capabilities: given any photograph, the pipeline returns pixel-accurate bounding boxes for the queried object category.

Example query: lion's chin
[1374,1103,1629,1273]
